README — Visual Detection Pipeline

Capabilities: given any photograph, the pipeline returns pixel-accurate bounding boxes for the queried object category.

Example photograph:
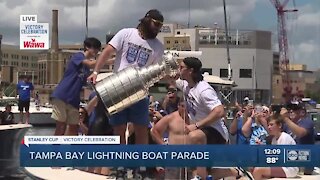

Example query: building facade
[37,51,73,85]
[288,64,307,71]
[158,24,273,104]
[0,44,39,84]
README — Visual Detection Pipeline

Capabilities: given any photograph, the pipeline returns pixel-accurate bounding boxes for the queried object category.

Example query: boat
[0,124,32,178]
[23,167,320,180]
[0,101,54,126]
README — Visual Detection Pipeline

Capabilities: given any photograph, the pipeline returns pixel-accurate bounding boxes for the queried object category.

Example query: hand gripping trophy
[92,52,179,116]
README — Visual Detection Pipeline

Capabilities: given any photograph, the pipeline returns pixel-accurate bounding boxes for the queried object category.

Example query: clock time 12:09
[264,148,281,155]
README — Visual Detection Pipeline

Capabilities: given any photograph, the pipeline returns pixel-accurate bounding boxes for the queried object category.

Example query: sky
[0,0,319,70]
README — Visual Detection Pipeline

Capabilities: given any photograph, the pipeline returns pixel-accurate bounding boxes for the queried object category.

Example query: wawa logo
[23,38,45,48]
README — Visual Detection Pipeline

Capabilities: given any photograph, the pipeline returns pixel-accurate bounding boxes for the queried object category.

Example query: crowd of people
[229,98,315,180]
[43,8,317,180]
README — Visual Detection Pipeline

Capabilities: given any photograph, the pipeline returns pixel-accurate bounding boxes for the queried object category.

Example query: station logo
[286,150,310,162]
[20,15,49,50]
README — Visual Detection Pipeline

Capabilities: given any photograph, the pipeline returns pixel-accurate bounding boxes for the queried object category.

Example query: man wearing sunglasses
[161,85,181,115]
[87,9,164,179]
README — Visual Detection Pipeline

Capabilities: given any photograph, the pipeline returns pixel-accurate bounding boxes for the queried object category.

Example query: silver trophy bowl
[93,53,178,116]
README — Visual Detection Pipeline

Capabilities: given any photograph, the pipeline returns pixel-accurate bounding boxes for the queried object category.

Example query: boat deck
[24,167,320,180]
[25,167,115,180]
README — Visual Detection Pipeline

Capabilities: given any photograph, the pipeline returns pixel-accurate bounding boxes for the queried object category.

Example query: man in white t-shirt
[172,57,253,180]
[175,57,228,145]
[87,9,164,146]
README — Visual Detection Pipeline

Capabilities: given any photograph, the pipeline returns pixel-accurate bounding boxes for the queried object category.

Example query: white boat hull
[0,102,55,125]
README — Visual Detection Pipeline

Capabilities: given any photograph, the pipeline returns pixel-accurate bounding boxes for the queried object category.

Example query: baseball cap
[287,101,305,111]
[144,9,164,22]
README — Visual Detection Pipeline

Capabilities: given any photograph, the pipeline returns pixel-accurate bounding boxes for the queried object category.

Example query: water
[19,126,55,180]
[25,126,55,136]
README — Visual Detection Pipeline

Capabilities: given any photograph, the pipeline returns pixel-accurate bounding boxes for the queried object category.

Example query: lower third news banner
[20,136,320,167]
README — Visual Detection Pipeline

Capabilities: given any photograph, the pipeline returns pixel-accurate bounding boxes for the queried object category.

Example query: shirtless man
[151,98,253,180]
[151,100,190,179]
[151,100,188,145]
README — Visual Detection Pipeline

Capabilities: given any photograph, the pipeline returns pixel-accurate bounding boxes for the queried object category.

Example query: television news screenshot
[0,0,319,180]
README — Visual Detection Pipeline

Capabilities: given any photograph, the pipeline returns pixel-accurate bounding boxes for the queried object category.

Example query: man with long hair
[87,9,164,178]
[171,57,253,180]
[88,9,164,144]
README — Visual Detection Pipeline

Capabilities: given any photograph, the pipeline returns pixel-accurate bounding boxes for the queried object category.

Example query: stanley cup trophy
[93,53,179,116]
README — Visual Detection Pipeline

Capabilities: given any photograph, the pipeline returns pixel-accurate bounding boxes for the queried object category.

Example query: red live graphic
[23,38,45,48]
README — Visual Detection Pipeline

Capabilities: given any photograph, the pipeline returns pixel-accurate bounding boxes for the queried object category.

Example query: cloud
[0,0,257,45]
[296,11,320,27]
[0,0,318,70]
[2,0,27,9]
[290,40,320,70]
[283,2,320,70]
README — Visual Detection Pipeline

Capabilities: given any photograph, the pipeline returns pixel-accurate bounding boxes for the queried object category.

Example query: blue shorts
[109,97,149,126]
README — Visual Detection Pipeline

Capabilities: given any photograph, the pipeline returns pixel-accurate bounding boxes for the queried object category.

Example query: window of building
[239,69,252,78]
[201,68,212,75]
[177,31,180,35]
[166,40,170,44]
[220,69,228,78]
[174,40,178,44]
[182,40,186,43]
[276,79,279,84]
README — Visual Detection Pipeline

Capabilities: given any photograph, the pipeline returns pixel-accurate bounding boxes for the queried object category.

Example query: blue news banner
[20,145,320,167]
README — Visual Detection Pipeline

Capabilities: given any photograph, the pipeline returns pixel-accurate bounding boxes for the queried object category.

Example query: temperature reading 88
[264,148,281,155]
[266,157,279,164]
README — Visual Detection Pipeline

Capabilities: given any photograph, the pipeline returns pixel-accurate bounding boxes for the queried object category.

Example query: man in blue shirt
[16,75,34,124]
[229,106,251,144]
[51,37,101,136]
[281,102,315,175]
